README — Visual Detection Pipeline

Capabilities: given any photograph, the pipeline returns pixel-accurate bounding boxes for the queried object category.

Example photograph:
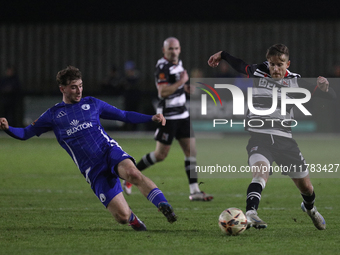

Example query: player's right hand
[0,118,9,130]
[208,51,223,68]
[152,113,166,126]
[180,70,189,84]
[317,76,329,92]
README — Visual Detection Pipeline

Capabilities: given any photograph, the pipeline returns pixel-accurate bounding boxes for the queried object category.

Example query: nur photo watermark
[189,78,340,179]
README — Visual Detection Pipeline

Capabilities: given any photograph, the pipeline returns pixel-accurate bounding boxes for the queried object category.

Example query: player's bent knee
[126,168,143,184]
[114,212,130,225]
[292,177,314,195]
[154,152,168,162]
[107,194,131,225]
[249,153,270,180]
[249,153,270,168]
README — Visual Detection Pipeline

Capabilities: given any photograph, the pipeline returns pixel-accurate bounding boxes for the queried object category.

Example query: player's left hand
[152,113,166,126]
[317,76,329,92]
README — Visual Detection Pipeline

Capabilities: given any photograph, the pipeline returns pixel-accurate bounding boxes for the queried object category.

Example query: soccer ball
[218,207,247,236]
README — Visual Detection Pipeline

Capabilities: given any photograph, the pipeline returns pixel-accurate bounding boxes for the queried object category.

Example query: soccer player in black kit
[124,37,213,201]
[208,44,336,230]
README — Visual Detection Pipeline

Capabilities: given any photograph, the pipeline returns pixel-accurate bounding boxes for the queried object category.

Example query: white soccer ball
[218,207,247,236]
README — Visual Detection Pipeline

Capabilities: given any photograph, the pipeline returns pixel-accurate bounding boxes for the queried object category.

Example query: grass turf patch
[0,134,339,254]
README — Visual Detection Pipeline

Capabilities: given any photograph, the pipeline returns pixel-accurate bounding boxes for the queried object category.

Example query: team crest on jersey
[282,79,290,86]
[81,104,90,110]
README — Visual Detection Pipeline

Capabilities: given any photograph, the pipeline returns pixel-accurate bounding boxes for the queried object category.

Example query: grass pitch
[0,133,340,255]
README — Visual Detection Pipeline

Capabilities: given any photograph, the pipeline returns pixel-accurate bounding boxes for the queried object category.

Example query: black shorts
[154,117,194,145]
[246,132,308,173]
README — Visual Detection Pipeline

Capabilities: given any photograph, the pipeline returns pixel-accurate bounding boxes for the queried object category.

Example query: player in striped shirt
[124,37,213,201]
[208,44,336,230]
[0,65,177,231]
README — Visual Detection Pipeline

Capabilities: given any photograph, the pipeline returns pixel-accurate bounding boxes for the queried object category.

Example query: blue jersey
[6,96,153,174]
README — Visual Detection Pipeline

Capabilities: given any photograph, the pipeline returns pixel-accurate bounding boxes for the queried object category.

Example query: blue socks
[147,188,167,207]
[129,212,135,222]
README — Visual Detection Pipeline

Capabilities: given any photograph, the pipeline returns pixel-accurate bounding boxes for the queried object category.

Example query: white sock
[189,183,200,194]
[246,210,257,216]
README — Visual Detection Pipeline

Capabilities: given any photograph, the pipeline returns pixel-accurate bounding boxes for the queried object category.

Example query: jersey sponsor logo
[67,119,93,136]
[159,72,165,80]
[258,78,290,89]
[81,104,90,110]
[70,119,79,126]
[57,111,67,118]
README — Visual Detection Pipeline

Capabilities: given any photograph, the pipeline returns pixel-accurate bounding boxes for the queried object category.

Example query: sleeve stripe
[245,65,250,78]
[312,85,318,96]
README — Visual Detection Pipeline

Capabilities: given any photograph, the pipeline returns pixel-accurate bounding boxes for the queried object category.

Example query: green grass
[0,133,340,254]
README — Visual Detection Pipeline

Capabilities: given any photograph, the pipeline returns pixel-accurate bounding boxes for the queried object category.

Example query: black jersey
[221,52,336,138]
[154,57,189,120]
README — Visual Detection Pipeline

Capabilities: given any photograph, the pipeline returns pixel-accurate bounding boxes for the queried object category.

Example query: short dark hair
[56,66,82,86]
[266,44,289,61]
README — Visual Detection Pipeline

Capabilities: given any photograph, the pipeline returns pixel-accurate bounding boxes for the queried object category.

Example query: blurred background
[0,1,339,132]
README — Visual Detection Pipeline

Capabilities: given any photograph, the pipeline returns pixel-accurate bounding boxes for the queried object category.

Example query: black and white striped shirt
[247,62,302,137]
[221,51,336,138]
[154,57,189,120]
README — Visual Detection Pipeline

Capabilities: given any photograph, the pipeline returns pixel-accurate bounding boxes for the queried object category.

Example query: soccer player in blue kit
[0,65,177,231]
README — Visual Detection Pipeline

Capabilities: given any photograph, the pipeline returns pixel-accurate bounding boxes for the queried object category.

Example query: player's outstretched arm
[0,118,9,130]
[300,76,336,100]
[152,113,166,126]
[0,117,38,140]
[208,51,248,75]
[207,51,223,68]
